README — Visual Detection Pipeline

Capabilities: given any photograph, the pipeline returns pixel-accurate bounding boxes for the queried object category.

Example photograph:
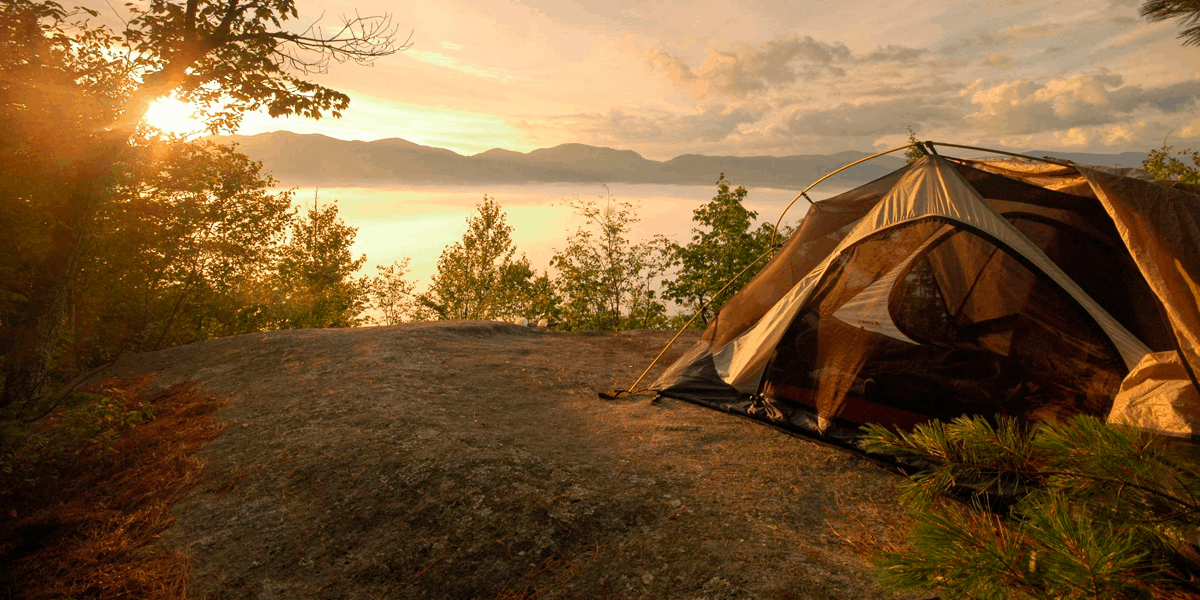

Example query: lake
[287,181,853,291]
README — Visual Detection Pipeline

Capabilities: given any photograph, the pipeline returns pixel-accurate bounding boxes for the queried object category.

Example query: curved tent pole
[927,142,1075,167]
[607,140,1089,400]
[770,143,918,248]
[769,142,1078,247]
[609,143,918,398]
[610,245,777,398]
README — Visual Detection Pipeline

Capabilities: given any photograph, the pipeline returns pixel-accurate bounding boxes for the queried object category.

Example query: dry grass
[0,377,228,600]
[825,489,916,564]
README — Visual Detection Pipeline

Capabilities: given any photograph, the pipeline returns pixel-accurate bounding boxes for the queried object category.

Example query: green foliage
[662,175,780,325]
[71,139,297,361]
[904,127,925,164]
[417,196,546,322]
[368,259,417,326]
[0,0,138,363]
[123,0,401,132]
[0,386,153,483]
[861,415,1200,600]
[1140,0,1200,47]
[1142,146,1200,183]
[551,190,669,331]
[523,271,563,325]
[0,0,401,408]
[274,196,369,329]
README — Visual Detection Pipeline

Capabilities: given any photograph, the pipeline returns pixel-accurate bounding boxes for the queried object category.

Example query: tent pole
[605,245,777,399]
[770,142,1081,248]
[615,140,1094,401]
[770,143,919,248]
[926,142,1075,166]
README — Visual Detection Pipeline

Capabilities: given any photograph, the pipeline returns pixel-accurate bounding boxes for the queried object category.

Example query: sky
[137,0,1200,160]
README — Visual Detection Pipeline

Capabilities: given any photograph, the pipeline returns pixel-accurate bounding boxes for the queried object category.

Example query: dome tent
[648,147,1200,442]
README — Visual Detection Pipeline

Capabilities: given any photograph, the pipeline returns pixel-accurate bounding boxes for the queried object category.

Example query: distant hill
[208,131,1148,188]
[208,132,907,188]
[1020,149,1148,168]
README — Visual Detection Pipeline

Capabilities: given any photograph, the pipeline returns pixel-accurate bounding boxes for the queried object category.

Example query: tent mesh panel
[761,219,1125,431]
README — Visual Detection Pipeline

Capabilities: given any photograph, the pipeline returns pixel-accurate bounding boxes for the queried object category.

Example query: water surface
[289,181,851,290]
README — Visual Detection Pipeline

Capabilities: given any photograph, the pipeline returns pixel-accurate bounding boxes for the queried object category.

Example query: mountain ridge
[207,131,1149,188]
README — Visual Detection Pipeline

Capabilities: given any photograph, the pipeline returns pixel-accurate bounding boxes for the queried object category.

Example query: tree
[551,190,669,331]
[69,139,295,364]
[662,176,780,325]
[1143,145,1200,183]
[861,415,1200,600]
[523,271,563,326]
[904,126,925,164]
[273,197,369,329]
[0,0,406,407]
[417,196,538,321]
[1140,0,1200,46]
[368,259,417,326]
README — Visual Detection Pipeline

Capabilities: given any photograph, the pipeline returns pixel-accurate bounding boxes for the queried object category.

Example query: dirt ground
[102,321,920,600]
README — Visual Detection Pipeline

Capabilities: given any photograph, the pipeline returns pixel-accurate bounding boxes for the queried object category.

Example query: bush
[0,384,154,484]
[861,415,1200,600]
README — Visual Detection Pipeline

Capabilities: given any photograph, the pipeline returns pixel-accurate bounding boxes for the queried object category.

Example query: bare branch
[230,12,409,75]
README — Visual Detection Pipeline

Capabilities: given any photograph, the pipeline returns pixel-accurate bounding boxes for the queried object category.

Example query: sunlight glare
[143,97,204,136]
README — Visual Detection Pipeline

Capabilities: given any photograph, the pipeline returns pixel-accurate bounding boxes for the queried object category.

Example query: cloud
[406,50,514,81]
[939,34,1009,56]
[781,97,962,137]
[963,72,1200,135]
[513,104,766,149]
[997,22,1066,40]
[648,35,859,98]
[983,52,1019,70]
[648,36,942,101]
[645,49,703,94]
[860,45,930,64]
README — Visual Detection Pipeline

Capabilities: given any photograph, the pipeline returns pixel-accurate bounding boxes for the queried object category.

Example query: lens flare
[143,97,203,135]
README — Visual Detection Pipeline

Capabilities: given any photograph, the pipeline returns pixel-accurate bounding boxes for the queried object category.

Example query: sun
[143,97,204,136]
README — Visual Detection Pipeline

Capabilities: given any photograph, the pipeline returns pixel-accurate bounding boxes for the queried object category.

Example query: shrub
[861,415,1200,600]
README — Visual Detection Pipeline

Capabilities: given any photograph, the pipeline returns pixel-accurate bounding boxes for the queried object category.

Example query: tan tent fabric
[712,156,1149,392]
[1079,167,1200,393]
[1109,351,1200,436]
[830,227,952,344]
[704,167,910,349]
[651,148,1200,441]
[958,158,1095,197]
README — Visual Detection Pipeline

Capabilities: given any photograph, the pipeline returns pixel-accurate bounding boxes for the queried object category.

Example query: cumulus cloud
[939,34,1009,56]
[861,45,930,64]
[982,52,1019,70]
[964,72,1200,135]
[641,35,943,98]
[997,22,1065,40]
[646,35,853,98]
[513,104,765,149]
[782,97,962,137]
[633,28,1200,154]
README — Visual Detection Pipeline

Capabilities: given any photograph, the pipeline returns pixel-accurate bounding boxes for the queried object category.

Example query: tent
[649,148,1200,442]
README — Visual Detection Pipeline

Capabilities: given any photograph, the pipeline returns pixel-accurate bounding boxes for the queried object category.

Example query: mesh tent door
[760,219,1126,435]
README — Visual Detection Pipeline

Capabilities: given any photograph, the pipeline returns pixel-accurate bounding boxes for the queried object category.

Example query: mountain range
[209,131,1150,189]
